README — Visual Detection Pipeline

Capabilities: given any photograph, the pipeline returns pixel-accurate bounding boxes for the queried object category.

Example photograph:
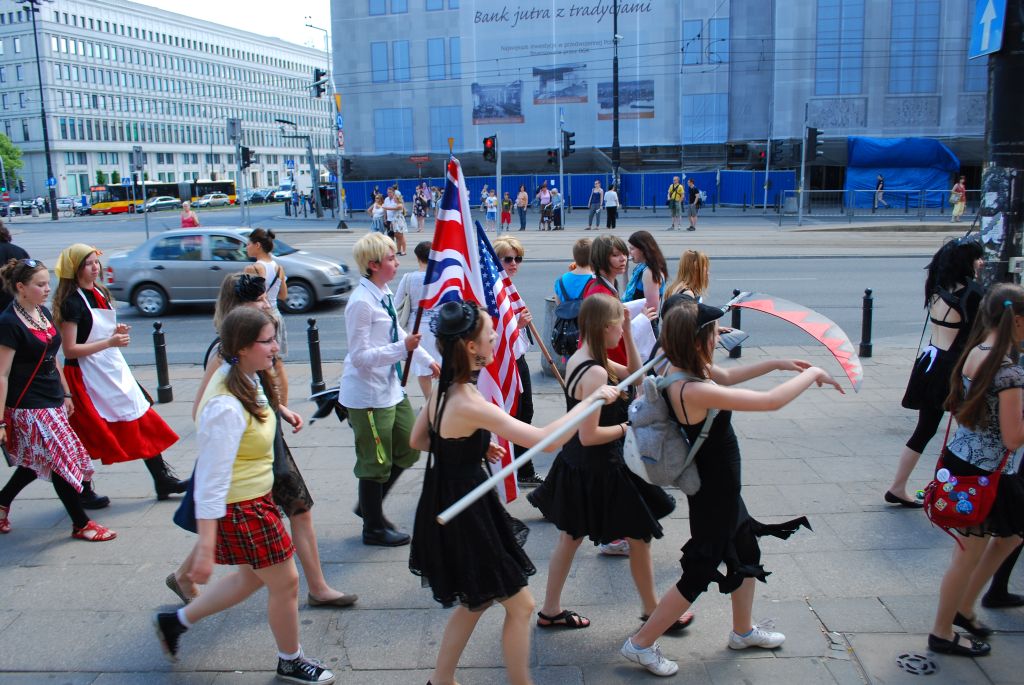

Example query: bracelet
[0,421,6,428]
[620,423,627,438]
[64,393,72,399]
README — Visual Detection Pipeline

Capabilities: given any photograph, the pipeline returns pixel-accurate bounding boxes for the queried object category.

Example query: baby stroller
[539,202,554,231]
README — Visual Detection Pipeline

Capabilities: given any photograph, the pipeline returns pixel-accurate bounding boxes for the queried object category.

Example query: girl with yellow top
[154,307,335,684]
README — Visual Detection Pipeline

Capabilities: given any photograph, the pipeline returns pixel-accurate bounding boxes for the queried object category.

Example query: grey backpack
[622,372,718,495]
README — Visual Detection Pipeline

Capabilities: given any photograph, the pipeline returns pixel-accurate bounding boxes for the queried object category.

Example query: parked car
[104,228,353,316]
[194,192,231,208]
[56,197,78,211]
[272,190,294,202]
[139,196,181,213]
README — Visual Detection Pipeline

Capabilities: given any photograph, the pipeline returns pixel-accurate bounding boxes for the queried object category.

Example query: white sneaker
[728,620,786,650]
[598,539,630,556]
[621,637,679,677]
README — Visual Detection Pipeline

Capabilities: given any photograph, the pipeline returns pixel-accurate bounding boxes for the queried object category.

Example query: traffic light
[312,68,327,98]
[342,158,353,175]
[240,146,255,169]
[482,135,496,163]
[18,180,25,193]
[727,143,748,162]
[547,149,557,166]
[770,140,784,160]
[562,130,576,157]
[805,127,824,164]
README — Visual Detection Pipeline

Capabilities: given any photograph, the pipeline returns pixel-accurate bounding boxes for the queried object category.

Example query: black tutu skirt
[942,450,1024,538]
[410,433,536,611]
[902,345,958,411]
[527,451,675,544]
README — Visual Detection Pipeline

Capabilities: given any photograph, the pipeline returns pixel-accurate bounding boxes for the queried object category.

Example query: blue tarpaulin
[845,137,960,209]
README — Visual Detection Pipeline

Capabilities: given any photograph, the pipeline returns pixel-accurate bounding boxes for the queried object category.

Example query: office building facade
[332,0,985,171]
[0,0,334,198]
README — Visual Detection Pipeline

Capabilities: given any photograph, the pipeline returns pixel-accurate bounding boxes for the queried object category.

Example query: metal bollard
[152,322,173,403]
[729,288,742,359]
[859,288,873,358]
[307,318,326,395]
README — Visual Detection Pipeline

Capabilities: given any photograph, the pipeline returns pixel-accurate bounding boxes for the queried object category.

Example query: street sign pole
[496,134,502,223]
[133,145,150,239]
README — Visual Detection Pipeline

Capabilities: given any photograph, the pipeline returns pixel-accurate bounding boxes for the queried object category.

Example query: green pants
[348,396,420,482]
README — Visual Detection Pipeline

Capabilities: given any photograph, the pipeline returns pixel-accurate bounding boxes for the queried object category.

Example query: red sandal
[0,504,9,534]
[71,521,117,542]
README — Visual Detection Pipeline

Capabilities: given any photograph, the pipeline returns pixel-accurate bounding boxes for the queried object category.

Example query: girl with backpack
[620,301,841,677]
[528,294,685,633]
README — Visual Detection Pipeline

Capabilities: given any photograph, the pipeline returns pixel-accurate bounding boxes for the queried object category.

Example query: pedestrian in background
[244,229,289,358]
[952,175,967,223]
[368,194,386,234]
[553,238,593,307]
[927,284,1024,659]
[516,184,529,231]
[874,174,888,210]
[180,201,199,228]
[586,179,603,230]
[604,184,620,230]
[341,232,438,546]
[484,188,499,232]
[500,191,513,232]
[536,181,552,231]
[624,231,669,329]
[0,222,29,311]
[0,258,115,542]
[414,182,430,233]
[551,187,564,230]
[667,176,685,231]
[154,307,337,684]
[686,178,700,231]
[393,240,436,401]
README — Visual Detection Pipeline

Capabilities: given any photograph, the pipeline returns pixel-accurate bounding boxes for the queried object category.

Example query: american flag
[419,157,523,502]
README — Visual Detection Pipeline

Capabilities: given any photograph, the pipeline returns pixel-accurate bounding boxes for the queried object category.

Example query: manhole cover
[896,653,938,676]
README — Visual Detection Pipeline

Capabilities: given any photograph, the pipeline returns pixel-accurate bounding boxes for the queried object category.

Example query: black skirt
[902,345,958,411]
[942,449,1024,538]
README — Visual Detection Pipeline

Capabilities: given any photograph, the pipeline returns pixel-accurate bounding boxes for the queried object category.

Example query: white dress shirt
[604,190,620,208]
[340,277,435,409]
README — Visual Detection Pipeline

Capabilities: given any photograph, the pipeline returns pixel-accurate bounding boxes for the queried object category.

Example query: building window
[708,17,729,64]
[13,37,20,53]
[426,0,443,9]
[427,38,445,80]
[682,93,728,144]
[50,35,57,52]
[449,37,461,78]
[371,42,388,82]
[1,94,7,110]
[15,65,22,81]
[449,0,459,7]
[18,93,25,108]
[393,41,410,82]
[430,106,461,152]
[374,107,413,152]
[21,119,29,141]
[889,0,940,94]
[815,0,864,96]
[59,117,66,138]
[391,0,408,12]
[77,151,87,164]
[369,0,386,15]
[682,20,702,65]
[0,67,6,83]
[964,55,986,93]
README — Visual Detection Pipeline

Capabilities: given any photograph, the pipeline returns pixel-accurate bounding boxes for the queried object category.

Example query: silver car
[194,192,231,207]
[105,228,353,316]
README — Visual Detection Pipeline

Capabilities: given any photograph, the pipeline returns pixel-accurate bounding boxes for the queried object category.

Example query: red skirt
[215,493,294,569]
[64,365,179,465]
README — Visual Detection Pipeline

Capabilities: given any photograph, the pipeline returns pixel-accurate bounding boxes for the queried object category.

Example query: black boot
[80,479,110,510]
[354,467,404,530]
[359,479,409,547]
[144,455,187,501]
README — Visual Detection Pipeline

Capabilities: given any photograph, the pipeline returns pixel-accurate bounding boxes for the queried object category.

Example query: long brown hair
[590,234,628,286]
[218,307,279,422]
[577,294,623,385]
[667,250,710,298]
[52,251,115,326]
[945,284,1024,429]
[660,302,715,378]
[628,231,668,285]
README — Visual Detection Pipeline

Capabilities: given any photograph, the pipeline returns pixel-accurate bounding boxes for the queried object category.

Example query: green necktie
[382,295,403,378]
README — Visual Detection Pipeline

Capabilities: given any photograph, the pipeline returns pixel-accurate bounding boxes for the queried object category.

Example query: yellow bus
[89,180,237,214]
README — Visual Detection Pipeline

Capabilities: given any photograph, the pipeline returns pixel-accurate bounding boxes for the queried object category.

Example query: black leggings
[513,355,536,477]
[906,406,945,454]
[0,466,90,529]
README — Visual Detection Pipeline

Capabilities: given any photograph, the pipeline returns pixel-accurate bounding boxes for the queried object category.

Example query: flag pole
[527,320,565,390]
[437,352,665,525]
[401,138,456,387]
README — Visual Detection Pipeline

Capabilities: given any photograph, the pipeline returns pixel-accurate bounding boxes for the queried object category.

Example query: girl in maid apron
[52,244,185,504]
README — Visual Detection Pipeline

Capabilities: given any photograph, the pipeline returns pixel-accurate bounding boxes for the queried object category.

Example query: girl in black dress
[529,294,689,632]
[621,302,842,677]
[408,300,618,685]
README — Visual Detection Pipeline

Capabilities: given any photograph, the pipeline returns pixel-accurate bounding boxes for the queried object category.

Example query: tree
[95,170,107,185]
[0,133,23,188]
[110,170,120,184]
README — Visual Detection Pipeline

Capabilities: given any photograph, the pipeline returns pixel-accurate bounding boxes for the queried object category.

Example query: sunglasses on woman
[501,255,523,265]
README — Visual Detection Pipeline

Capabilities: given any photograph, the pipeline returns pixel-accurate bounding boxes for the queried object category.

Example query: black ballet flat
[928,633,991,657]
[954,612,993,637]
[884,490,924,508]
[982,592,1024,609]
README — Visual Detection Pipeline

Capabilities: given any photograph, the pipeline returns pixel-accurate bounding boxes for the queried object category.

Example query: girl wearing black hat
[408,300,619,685]
[621,301,842,677]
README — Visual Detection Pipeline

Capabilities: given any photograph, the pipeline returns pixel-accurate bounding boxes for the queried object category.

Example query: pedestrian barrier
[307,318,326,396]
[778,188,979,224]
[152,321,173,403]
[729,289,742,359]
[860,289,873,358]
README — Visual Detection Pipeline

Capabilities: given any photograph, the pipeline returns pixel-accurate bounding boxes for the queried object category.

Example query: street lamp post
[20,0,58,220]
[276,118,322,219]
[305,19,345,226]
[611,0,620,188]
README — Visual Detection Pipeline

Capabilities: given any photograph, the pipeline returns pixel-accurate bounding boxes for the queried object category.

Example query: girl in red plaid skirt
[155,308,334,684]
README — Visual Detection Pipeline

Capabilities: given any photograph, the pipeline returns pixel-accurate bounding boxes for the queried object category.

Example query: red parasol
[726,291,864,392]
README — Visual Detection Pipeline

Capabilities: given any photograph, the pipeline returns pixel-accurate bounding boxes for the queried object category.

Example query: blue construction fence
[341,170,797,212]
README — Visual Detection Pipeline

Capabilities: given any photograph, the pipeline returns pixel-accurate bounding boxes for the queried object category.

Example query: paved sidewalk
[1,342,1022,684]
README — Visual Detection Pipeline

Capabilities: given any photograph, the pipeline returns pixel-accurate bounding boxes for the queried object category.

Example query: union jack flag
[420,157,524,502]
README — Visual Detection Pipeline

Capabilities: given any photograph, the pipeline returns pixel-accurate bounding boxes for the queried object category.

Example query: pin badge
[936,468,951,483]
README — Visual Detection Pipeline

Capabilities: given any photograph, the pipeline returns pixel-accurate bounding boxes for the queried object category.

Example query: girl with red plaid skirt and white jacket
[154,307,335,684]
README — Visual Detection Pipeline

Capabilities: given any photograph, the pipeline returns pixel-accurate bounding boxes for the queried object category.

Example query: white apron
[76,289,149,423]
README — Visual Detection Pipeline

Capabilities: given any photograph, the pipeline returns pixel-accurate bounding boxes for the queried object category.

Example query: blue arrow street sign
[970,0,1007,59]
[328,174,338,184]
[285,159,295,170]
[47,177,56,188]
[335,114,344,130]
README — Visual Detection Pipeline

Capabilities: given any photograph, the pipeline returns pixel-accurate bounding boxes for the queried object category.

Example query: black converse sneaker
[276,655,336,684]
[154,612,187,662]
